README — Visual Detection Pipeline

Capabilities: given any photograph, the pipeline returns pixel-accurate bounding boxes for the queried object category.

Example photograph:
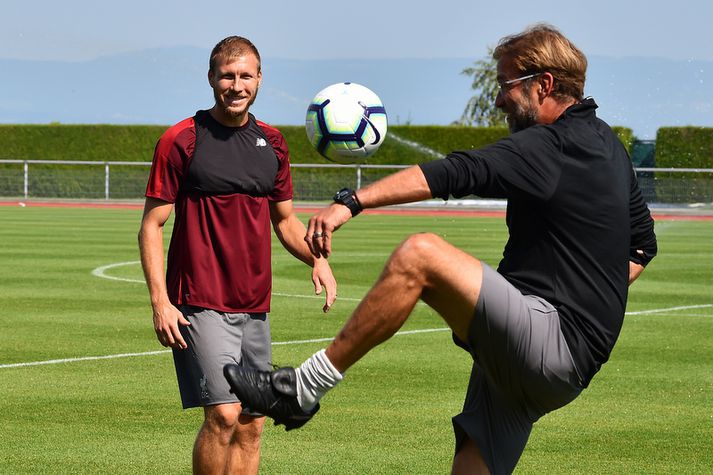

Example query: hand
[312,258,337,312]
[628,261,645,286]
[152,302,191,349]
[305,203,353,258]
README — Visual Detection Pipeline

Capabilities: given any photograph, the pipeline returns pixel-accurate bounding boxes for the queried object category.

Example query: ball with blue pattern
[305,82,388,163]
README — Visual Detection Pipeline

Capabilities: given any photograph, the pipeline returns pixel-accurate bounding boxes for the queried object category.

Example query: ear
[207,69,215,88]
[539,72,555,99]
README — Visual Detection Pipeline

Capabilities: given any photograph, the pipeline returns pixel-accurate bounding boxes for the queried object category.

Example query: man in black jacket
[225,24,657,475]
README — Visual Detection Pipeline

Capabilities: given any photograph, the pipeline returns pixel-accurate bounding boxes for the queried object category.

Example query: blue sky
[2,0,711,139]
[3,0,712,62]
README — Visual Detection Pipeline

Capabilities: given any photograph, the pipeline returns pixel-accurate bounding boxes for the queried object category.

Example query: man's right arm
[306,166,433,257]
[138,197,190,349]
[354,165,433,209]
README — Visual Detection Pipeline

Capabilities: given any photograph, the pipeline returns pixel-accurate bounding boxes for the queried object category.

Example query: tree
[459,47,506,127]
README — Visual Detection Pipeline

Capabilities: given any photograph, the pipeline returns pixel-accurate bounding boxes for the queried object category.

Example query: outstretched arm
[270,199,337,312]
[306,165,432,258]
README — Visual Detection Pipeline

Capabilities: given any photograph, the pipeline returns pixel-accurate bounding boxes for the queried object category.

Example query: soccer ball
[305,82,388,163]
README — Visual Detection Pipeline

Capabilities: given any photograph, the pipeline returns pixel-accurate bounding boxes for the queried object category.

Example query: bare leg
[326,232,484,372]
[452,437,490,474]
[193,403,265,475]
[322,234,490,472]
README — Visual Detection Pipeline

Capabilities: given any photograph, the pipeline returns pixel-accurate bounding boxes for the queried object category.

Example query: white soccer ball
[305,82,388,163]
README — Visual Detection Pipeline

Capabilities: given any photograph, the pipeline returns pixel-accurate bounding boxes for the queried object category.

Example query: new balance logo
[256,138,267,147]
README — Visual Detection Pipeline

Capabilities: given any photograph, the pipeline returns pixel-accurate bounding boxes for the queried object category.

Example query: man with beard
[138,36,337,475]
[224,24,658,474]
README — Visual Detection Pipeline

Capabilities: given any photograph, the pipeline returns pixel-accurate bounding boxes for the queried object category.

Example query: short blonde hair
[209,36,261,74]
[493,24,587,101]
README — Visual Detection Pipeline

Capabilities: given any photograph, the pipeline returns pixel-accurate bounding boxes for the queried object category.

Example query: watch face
[333,188,360,216]
[335,189,350,201]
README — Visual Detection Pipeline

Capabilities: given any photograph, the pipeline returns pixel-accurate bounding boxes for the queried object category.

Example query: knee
[204,405,266,447]
[388,232,443,277]
[235,414,265,441]
[204,404,241,436]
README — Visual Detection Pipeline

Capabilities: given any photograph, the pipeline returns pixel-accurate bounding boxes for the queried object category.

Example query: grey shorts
[172,305,272,412]
[452,264,583,475]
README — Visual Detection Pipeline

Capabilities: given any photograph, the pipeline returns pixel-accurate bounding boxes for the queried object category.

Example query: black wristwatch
[333,188,363,217]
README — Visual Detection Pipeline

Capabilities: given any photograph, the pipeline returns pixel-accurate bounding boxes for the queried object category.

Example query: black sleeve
[419,133,562,201]
[628,165,657,266]
[418,151,498,200]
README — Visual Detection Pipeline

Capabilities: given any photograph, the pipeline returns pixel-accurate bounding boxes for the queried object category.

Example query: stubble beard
[507,93,539,134]
[214,87,259,121]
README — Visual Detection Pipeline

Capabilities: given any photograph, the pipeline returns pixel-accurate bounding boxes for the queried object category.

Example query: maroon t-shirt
[146,111,293,313]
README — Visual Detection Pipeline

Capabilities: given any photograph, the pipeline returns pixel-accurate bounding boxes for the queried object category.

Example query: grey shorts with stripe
[172,305,272,411]
[452,264,583,475]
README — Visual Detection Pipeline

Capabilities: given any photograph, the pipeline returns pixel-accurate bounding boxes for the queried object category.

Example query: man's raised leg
[325,232,483,372]
[225,233,485,427]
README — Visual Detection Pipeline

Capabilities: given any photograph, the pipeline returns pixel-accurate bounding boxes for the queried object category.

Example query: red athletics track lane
[1,200,712,221]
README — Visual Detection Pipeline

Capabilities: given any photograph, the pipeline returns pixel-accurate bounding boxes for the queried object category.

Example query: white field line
[0,328,449,370]
[625,304,713,315]
[91,261,144,283]
[93,262,713,311]
[8,263,704,371]
[2,303,711,370]
[92,261,364,301]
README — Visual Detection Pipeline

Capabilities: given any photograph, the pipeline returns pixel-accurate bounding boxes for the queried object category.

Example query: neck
[209,106,248,127]
[539,97,578,124]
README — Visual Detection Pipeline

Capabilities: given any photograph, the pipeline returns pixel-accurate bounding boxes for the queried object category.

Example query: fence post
[105,162,110,200]
[356,165,362,189]
[23,161,29,199]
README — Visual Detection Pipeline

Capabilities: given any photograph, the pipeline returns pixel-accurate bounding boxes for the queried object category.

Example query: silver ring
[313,232,323,238]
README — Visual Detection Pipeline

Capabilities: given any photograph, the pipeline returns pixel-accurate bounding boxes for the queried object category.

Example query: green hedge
[0,124,166,162]
[655,127,713,168]
[652,127,713,203]
[273,125,489,165]
[15,123,713,203]
[0,123,637,165]
[271,126,438,165]
[612,127,635,153]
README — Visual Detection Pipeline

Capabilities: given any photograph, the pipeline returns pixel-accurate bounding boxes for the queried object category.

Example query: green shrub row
[4,124,713,204]
[0,124,165,162]
[655,127,713,168]
[652,127,713,203]
[0,123,641,165]
[6,123,713,170]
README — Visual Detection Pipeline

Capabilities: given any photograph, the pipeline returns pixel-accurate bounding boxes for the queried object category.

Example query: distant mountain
[1,47,711,140]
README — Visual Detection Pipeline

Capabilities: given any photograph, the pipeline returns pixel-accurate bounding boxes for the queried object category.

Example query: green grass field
[1,205,711,474]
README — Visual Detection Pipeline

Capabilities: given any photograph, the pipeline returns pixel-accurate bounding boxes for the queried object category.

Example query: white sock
[295,349,343,411]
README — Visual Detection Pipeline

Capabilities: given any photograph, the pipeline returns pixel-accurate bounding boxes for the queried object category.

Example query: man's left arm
[628,166,657,286]
[270,199,337,312]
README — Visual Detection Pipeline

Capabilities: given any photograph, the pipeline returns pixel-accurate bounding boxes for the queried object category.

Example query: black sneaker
[223,364,319,431]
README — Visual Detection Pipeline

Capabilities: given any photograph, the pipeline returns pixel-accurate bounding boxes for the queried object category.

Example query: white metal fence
[0,159,712,205]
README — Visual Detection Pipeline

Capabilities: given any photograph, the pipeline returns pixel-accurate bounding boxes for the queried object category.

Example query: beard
[214,87,259,120]
[506,92,539,133]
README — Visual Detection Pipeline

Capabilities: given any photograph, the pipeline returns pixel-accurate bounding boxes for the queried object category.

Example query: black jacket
[420,98,657,385]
